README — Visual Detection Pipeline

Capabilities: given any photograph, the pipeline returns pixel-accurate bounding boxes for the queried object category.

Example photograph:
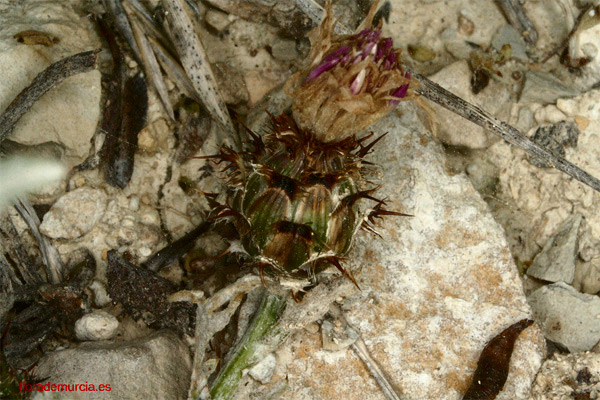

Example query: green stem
[209,290,287,400]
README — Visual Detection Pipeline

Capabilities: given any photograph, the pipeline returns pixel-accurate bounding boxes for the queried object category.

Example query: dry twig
[0,50,99,143]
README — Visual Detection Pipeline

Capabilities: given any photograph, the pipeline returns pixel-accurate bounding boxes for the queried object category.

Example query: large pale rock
[33,331,191,400]
[235,107,545,399]
[0,0,102,165]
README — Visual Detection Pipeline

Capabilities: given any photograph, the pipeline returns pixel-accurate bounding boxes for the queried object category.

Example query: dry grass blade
[124,0,177,54]
[14,198,64,284]
[0,50,98,143]
[327,304,403,400]
[161,0,235,137]
[412,70,600,193]
[129,15,175,120]
[148,36,202,105]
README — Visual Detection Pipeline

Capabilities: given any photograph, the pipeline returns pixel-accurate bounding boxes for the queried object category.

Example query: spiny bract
[211,114,404,286]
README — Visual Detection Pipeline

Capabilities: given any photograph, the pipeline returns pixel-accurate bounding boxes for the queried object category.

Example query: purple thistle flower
[290,23,413,143]
[304,28,411,104]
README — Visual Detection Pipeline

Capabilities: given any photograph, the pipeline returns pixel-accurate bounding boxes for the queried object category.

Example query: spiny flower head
[288,5,414,143]
[209,114,405,287]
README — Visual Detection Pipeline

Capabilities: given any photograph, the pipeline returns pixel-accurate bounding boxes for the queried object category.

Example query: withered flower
[288,7,413,143]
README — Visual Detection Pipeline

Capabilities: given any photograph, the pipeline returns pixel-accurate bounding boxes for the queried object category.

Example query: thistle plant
[207,5,412,399]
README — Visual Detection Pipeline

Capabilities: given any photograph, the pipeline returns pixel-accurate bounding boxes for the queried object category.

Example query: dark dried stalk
[0,50,99,143]
[105,72,148,188]
[0,216,42,285]
[103,0,143,64]
[143,221,212,272]
[494,0,538,45]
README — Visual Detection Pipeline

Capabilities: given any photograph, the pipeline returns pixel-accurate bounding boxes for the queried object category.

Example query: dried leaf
[13,30,59,46]
[105,72,148,188]
[161,0,235,137]
[149,36,203,105]
[463,319,534,400]
[129,15,175,120]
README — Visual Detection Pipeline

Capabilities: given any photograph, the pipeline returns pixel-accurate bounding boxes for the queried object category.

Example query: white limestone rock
[40,187,107,239]
[74,310,119,341]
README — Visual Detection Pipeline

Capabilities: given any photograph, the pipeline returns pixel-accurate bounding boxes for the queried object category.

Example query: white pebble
[75,310,119,341]
[139,246,152,257]
[247,353,277,384]
[129,196,140,211]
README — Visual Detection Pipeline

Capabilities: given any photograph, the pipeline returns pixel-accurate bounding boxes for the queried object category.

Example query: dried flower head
[287,4,414,143]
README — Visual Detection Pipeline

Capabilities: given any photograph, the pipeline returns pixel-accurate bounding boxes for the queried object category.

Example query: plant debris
[105,250,196,335]
[13,30,60,46]
[463,319,534,400]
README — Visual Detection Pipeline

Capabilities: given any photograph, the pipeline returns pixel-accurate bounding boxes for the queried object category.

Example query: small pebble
[75,310,119,341]
[457,14,474,36]
[527,282,600,352]
[129,195,140,211]
[247,353,277,384]
[139,246,152,257]
[575,115,590,130]
[205,9,231,32]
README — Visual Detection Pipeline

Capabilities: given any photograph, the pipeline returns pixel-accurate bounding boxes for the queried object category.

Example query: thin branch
[0,50,99,144]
